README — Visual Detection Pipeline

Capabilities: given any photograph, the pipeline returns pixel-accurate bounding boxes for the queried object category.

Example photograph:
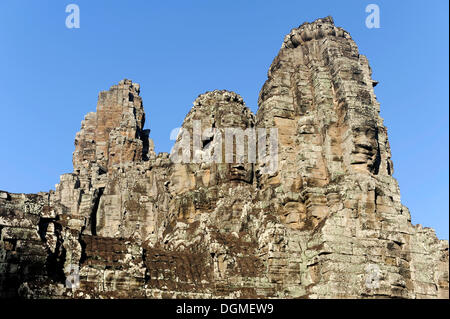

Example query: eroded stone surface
[0,16,447,299]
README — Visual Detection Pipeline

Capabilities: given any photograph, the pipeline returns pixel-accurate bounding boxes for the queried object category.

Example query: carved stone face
[351,125,379,172]
[169,91,256,190]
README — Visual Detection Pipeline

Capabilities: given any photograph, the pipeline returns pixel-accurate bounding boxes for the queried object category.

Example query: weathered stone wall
[0,16,447,299]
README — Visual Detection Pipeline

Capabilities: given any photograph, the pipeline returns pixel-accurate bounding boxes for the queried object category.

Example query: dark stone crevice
[37,217,54,242]
[371,128,381,175]
[79,235,87,265]
[142,247,150,283]
[45,221,66,284]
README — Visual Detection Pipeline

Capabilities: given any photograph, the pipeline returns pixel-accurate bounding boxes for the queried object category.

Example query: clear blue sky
[0,1,448,239]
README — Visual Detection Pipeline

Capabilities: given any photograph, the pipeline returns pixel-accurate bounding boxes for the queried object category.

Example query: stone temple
[0,16,448,298]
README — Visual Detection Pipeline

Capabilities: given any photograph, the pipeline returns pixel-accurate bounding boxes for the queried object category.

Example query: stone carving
[0,16,447,299]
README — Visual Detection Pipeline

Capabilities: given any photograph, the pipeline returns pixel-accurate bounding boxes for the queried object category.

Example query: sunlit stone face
[350,125,379,173]
[169,90,256,190]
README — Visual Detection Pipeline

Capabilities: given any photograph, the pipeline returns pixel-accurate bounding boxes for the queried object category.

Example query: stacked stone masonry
[0,17,448,299]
